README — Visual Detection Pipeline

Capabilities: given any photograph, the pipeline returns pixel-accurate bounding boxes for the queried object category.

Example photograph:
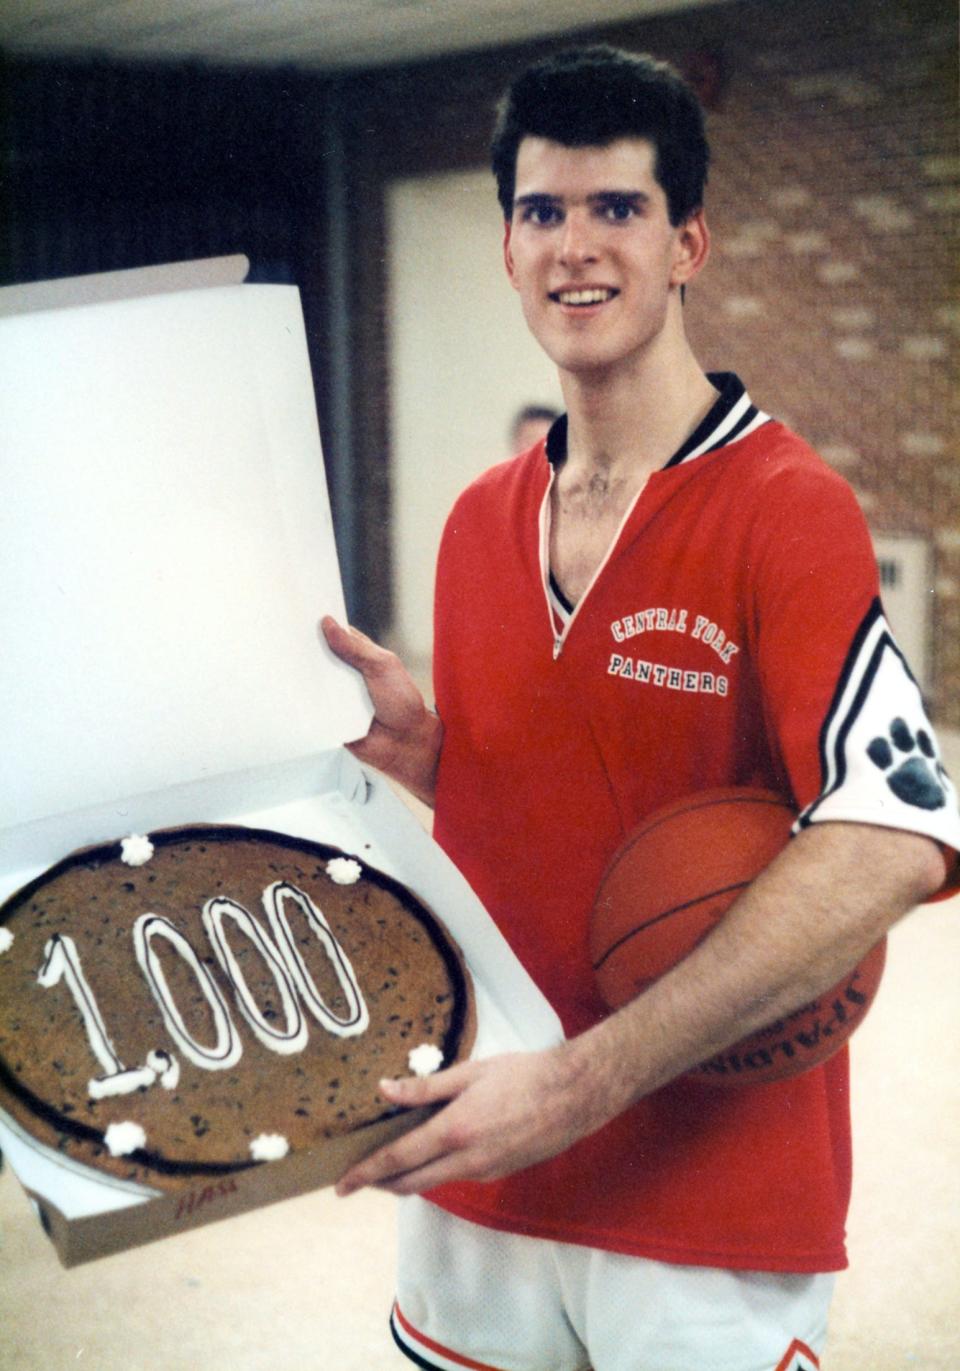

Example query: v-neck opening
[539,373,771,658]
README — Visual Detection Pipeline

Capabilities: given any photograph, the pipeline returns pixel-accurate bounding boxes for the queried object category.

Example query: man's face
[503,136,706,379]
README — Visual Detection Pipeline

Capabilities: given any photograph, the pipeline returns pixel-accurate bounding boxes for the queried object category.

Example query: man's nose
[557,209,599,266]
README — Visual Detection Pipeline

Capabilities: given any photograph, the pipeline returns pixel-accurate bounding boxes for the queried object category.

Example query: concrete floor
[2,760,958,1370]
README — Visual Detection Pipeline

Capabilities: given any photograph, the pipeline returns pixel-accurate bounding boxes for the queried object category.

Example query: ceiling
[0,0,725,72]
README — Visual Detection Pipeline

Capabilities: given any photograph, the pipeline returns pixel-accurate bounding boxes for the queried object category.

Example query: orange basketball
[590,787,886,1086]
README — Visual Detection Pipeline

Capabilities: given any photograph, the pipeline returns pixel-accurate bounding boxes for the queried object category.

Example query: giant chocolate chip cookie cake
[0,825,475,1191]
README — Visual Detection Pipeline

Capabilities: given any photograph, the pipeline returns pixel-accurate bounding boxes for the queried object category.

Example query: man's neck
[557,344,718,484]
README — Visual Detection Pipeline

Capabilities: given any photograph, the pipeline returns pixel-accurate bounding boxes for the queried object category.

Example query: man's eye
[520,203,562,226]
[600,199,640,222]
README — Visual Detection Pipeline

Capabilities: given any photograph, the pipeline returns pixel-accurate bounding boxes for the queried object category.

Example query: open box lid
[0,265,568,1262]
[0,259,372,872]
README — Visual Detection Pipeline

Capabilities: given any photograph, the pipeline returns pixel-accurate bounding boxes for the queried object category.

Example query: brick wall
[679,0,959,725]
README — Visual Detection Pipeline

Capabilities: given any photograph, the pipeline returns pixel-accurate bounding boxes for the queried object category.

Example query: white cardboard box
[0,261,562,1267]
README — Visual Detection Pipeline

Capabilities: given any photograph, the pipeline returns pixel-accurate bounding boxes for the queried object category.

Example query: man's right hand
[319,616,442,807]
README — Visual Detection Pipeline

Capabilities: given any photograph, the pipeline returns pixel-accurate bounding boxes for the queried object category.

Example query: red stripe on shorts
[392,1301,506,1371]
[775,1339,820,1371]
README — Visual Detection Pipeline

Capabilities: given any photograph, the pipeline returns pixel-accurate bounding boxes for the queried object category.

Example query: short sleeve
[750,458,960,868]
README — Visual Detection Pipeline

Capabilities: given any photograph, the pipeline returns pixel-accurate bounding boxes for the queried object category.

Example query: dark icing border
[0,824,471,1177]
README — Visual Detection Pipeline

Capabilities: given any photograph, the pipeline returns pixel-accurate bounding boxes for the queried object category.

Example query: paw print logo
[867,718,947,811]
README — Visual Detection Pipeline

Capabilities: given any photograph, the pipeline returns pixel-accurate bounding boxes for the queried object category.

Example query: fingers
[379,1063,471,1110]
[335,1067,473,1198]
[370,1152,474,1196]
[319,616,403,687]
[334,1114,446,1197]
[319,615,374,669]
[336,1121,446,1198]
[318,613,346,651]
[332,1051,593,1200]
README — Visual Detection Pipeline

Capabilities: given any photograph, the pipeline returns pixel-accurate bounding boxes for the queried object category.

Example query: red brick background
[679,0,958,723]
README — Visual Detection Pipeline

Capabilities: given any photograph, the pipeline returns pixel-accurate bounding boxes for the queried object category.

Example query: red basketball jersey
[427,375,960,1271]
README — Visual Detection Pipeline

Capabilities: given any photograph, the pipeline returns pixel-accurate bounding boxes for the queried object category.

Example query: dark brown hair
[491,45,710,227]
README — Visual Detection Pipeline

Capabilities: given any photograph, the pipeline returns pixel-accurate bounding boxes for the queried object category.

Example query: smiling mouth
[550,288,619,306]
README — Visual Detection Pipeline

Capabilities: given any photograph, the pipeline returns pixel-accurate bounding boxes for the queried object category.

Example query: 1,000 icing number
[38,879,369,1098]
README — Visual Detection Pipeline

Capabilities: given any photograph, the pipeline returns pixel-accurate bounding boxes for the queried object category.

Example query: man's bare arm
[335,819,948,1196]
[320,616,442,807]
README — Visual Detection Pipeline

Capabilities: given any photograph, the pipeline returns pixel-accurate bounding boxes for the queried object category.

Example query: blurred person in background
[510,402,560,454]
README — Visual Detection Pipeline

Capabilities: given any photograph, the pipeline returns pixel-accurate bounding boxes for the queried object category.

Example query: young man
[324,46,959,1371]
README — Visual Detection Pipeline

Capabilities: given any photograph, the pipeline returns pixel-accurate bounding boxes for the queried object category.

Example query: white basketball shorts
[391,1197,834,1371]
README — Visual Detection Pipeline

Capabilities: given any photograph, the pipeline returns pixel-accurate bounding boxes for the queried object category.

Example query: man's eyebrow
[590,190,651,206]
[512,190,652,208]
[513,192,562,208]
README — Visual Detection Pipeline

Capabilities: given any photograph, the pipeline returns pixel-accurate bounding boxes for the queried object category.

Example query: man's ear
[503,220,519,290]
[670,210,710,288]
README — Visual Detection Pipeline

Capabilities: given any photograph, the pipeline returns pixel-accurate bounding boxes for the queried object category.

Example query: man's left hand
[334,1044,606,1197]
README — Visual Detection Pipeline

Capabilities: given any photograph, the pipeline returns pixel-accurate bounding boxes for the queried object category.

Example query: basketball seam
[592,880,750,971]
[601,795,792,878]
